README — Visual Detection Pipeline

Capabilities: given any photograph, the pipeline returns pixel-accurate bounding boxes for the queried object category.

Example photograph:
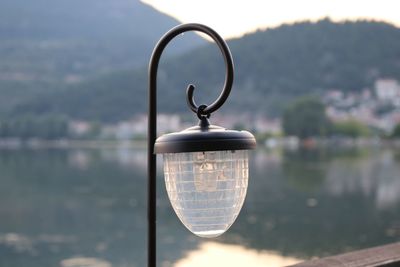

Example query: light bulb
[163,150,249,238]
[193,151,219,192]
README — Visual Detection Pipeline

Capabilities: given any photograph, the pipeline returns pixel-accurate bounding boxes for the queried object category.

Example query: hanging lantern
[155,116,256,237]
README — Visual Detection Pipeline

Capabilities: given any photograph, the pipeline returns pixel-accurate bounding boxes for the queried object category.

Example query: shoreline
[0,139,148,149]
[0,137,400,150]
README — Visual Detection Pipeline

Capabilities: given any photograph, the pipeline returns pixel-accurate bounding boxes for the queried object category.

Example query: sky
[141,0,400,38]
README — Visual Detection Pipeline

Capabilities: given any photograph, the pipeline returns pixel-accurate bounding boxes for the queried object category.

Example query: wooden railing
[288,242,400,267]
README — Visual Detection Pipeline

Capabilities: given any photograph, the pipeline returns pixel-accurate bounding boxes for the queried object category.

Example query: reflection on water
[60,257,111,267]
[173,242,301,267]
[0,147,399,266]
[322,149,400,209]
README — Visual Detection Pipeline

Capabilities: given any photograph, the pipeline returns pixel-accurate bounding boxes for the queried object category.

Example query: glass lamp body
[163,150,249,238]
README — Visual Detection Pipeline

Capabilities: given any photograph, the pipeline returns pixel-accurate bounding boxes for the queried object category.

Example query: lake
[0,146,399,267]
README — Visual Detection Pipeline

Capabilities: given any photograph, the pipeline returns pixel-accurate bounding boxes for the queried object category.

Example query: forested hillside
[9,19,400,121]
[0,0,204,113]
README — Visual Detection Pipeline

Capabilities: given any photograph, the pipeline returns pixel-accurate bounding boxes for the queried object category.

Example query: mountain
[0,0,204,112]
[10,19,400,121]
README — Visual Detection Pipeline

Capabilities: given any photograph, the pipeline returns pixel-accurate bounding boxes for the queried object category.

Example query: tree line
[0,114,68,139]
[282,97,400,139]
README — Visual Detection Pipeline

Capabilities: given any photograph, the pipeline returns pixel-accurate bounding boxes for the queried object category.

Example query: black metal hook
[149,23,234,119]
[148,23,235,267]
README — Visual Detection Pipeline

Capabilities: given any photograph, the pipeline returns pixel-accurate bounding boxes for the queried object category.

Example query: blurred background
[0,0,400,266]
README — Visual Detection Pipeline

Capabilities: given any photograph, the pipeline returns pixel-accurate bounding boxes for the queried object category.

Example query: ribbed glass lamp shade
[163,150,249,238]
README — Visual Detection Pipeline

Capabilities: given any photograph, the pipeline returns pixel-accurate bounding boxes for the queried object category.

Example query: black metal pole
[147,23,234,267]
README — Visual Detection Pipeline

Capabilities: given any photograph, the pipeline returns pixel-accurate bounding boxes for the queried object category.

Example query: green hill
[10,19,400,121]
[0,0,204,113]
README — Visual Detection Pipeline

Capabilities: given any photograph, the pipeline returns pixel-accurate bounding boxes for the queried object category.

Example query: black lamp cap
[154,118,256,154]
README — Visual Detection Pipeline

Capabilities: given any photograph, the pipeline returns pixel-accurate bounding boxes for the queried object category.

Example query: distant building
[324,89,344,102]
[375,79,400,101]
[69,121,91,136]
[157,114,181,134]
[101,114,183,140]
[253,117,281,134]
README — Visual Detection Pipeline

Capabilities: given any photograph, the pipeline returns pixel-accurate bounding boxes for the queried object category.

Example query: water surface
[0,147,399,266]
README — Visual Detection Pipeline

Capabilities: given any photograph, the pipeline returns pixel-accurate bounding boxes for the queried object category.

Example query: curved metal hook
[147,23,234,267]
[149,23,234,117]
